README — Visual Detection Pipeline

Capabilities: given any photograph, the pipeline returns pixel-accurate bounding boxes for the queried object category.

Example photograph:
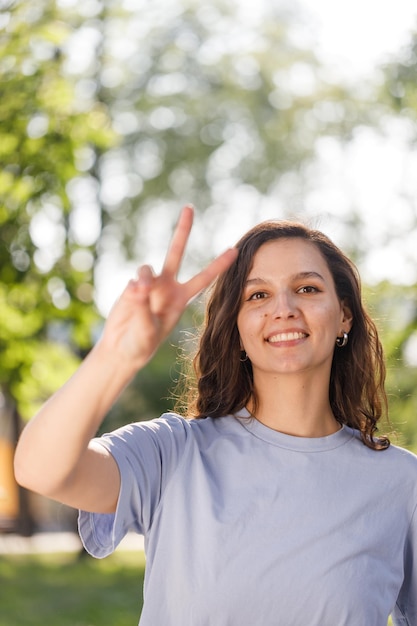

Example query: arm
[14,206,237,514]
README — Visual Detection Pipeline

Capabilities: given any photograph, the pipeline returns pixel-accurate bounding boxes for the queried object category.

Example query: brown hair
[180,220,389,450]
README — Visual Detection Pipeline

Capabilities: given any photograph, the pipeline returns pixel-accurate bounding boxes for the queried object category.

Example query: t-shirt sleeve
[78,413,189,558]
[392,502,417,625]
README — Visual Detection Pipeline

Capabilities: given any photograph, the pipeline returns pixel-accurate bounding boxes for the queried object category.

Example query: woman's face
[237,238,352,384]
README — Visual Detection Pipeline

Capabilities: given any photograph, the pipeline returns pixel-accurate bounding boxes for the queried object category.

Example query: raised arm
[14,206,237,513]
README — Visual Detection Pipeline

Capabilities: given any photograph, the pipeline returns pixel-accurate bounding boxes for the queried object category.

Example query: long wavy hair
[180,220,389,450]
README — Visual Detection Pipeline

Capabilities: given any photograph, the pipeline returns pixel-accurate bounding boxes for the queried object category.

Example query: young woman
[14,205,417,625]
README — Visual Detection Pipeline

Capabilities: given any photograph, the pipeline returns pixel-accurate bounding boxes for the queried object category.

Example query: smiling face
[237,238,352,386]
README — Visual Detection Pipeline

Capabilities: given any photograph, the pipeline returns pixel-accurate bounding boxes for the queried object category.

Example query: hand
[100,205,238,371]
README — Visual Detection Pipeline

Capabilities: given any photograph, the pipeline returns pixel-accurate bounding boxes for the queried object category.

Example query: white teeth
[268,332,306,342]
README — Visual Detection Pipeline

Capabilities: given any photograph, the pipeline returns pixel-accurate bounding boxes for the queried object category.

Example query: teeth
[268,332,306,342]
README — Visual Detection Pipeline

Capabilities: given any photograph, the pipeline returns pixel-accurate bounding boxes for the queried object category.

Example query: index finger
[182,247,238,303]
[162,205,194,277]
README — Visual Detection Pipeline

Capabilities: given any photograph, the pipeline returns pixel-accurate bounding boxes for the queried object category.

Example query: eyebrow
[244,271,326,286]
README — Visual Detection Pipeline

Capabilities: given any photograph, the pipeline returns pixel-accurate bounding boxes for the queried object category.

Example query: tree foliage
[364,282,417,452]
[0,0,113,417]
[374,29,417,450]
[94,0,363,262]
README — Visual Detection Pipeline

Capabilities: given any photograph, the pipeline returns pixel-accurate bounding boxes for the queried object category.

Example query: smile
[267,332,307,342]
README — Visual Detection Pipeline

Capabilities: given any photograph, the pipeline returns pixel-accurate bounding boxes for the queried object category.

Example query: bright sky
[299,0,417,78]
[296,0,417,285]
[233,0,417,287]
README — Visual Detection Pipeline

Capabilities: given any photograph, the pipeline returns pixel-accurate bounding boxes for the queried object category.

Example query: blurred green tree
[364,282,417,452]
[94,1,362,264]
[0,0,115,531]
[372,28,417,451]
[0,0,114,420]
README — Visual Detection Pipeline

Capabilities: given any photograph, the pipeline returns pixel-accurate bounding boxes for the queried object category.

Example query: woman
[14,206,417,625]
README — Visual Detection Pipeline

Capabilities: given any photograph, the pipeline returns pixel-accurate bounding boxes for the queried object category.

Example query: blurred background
[0,0,417,607]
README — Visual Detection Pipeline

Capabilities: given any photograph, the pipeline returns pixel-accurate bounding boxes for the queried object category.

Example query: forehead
[247,238,333,280]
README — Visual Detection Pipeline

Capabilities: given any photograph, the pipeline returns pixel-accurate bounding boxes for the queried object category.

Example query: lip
[266,330,308,343]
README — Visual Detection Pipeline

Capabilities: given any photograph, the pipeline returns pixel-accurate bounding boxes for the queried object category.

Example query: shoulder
[383,440,417,471]
[349,428,417,488]
[350,428,417,466]
[98,412,236,453]
[139,412,235,438]
[98,413,190,453]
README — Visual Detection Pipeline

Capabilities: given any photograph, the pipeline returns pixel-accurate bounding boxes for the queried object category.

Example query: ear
[340,300,353,333]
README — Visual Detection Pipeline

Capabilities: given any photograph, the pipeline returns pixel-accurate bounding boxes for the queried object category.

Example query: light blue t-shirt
[79,411,417,625]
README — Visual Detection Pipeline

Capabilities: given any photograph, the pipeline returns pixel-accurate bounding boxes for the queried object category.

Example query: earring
[240,350,249,362]
[336,332,349,348]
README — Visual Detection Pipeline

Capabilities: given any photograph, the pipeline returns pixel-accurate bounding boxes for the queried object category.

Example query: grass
[0,551,145,626]
[0,550,396,625]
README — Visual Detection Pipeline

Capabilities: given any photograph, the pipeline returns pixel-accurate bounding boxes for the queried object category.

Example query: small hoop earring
[240,350,249,362]
[336,332,349,348]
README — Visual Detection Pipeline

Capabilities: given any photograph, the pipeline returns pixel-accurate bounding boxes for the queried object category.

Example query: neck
[249,373,339,438]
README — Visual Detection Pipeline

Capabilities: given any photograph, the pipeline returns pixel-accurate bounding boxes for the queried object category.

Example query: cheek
[318,303,343,330]
[237,315,248,340]
[237,310,264,340]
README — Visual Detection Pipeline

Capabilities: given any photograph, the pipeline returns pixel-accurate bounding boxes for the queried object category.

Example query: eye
[247,291,268,301]
[297,285,320,294]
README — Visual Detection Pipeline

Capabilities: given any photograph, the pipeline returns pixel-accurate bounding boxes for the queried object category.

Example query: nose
[271,291,298,319]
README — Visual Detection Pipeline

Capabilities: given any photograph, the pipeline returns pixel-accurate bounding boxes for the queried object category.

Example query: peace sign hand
[100,205,238,374]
